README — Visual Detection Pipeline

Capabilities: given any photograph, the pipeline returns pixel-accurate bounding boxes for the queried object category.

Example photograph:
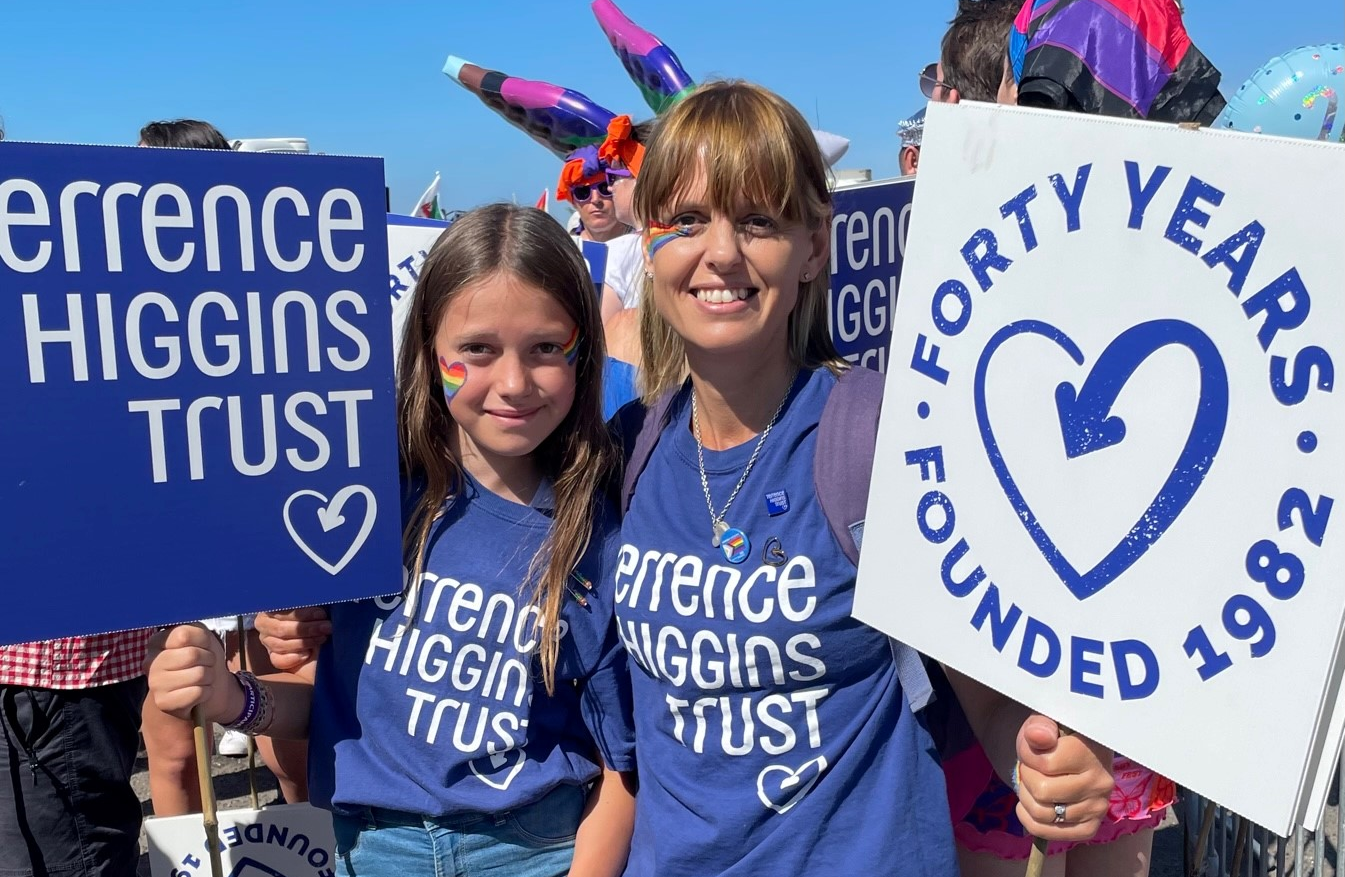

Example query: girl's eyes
[460,343,493,357]
[535,342,564,355]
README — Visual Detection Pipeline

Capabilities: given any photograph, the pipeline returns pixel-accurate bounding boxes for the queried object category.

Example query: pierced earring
[802,273,811,282]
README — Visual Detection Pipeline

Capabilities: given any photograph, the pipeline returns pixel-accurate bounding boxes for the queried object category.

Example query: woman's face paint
[439,355,467,403]
[559,324,581,365]
[645,221,691,260]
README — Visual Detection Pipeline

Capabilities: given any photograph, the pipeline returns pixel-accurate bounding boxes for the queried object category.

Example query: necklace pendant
[711,520,730,548]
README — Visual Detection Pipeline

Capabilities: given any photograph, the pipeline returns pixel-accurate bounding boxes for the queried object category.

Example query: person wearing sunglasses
[557,144,631,247]
[922,0,1021,106]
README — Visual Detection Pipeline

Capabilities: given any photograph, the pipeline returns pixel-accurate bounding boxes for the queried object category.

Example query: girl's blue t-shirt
[308,476,635,818]
[615,368,957,876]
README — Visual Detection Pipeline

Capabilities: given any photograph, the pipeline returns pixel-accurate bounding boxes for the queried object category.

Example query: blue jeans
[332,783,585,877]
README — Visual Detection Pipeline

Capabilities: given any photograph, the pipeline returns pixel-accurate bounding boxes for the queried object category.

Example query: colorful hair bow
[443,55,616,158]
[591,0,696,114]
[598,114,646,177]
[557,145,609,203]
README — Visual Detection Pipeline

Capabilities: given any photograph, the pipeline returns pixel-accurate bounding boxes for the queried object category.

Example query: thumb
[1020,714,1061,755]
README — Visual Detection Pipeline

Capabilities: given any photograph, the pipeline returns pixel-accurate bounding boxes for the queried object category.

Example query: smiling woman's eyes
[740,214,779,234]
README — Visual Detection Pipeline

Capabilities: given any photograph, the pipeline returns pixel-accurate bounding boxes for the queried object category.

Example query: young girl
[146,203,636,877]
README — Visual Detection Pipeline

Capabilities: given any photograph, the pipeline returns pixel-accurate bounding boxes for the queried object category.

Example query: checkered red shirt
[0,629,152,689]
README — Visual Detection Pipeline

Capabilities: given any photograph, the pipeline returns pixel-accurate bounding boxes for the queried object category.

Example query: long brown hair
[631,80,845,401]
[396,203,614,692]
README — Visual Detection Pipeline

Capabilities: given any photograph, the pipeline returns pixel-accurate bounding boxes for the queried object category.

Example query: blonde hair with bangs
[632,80,846,400]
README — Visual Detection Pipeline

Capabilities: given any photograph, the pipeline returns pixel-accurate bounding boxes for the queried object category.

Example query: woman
[614,79,1114,876]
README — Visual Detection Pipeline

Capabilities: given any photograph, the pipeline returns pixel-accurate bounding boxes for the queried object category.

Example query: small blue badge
[765,490,790,516]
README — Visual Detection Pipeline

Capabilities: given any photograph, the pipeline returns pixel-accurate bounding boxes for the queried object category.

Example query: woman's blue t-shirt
[615,368,957,876]
[307,475,635,818]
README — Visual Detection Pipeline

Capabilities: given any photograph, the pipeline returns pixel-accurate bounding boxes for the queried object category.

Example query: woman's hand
[255,607,331,670]
[144,625,242,724]
[1013,715,1115,841]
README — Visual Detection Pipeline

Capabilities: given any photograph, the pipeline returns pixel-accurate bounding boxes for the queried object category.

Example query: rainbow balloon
[443,55,616,158]
[439,356,467,401]
[591,0,696,114]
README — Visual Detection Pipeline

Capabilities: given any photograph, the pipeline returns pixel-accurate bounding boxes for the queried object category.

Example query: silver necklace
[692,379,792,561]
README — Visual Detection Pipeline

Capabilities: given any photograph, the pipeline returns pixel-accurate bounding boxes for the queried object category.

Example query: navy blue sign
[0,143,401,645]
[827,178,916,371]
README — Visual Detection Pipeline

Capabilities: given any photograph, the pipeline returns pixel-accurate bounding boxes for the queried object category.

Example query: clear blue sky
[3,1,1340,214]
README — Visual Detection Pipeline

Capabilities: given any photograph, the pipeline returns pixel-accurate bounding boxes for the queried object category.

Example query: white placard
[145,802,338,877]
[853,101,1345,836]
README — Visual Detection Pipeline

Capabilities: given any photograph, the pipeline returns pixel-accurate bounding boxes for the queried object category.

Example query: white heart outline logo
[282,485,377,576]
[469,749,526,791]
[755,754,828,814]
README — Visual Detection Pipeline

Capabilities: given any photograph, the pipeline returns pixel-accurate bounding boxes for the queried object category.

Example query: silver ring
[1053,803,1067,824]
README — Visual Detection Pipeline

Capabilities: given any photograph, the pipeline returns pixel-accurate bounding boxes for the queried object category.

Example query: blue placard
[828,178,916,372]
[0,143,402,646]
[580,239,610,299]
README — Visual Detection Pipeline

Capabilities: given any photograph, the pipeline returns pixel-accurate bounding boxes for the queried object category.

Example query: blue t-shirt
[604,357,640,422]
[616,368,957,876]
[308,476,635,818]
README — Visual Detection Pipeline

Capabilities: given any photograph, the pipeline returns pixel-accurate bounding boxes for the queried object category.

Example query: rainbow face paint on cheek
[439,356,467,403]
[561,324,581,366]
[645,221,690,259]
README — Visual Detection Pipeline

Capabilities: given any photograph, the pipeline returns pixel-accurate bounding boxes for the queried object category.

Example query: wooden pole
[1190,800,1218,877]
[1025,837,1050,877]
[236,616,259,810]
[191,706,224,877]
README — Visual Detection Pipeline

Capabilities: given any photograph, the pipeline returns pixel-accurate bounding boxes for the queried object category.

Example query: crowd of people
[2,1,1341,875]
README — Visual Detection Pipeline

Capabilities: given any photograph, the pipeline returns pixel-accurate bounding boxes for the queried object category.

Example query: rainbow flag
[1010,0,1226,124]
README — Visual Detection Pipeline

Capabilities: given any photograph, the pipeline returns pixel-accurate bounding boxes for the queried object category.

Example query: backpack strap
[617,389,678,517]
[815,367,935,713]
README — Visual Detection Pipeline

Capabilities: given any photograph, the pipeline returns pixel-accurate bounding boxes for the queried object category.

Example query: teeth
[695,288,752,303]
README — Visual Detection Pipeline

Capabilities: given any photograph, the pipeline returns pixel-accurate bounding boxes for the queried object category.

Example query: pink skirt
[946,741,1175,859]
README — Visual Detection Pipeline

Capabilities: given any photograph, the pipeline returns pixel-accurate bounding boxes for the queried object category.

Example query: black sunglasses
[919,62,952,100]
[571,181,613,204]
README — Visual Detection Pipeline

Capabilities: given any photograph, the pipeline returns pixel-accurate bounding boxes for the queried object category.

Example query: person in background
[137,118,232,149]
[559,144,632,249]
[898,107,926,175]
[923,0,1021,106]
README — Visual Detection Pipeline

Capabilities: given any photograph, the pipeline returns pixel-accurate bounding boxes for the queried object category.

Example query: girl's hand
[145,625,242,724]
[255,607,330,670]
[1014,715,1115,841]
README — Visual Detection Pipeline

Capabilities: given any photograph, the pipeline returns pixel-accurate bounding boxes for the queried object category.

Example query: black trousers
[0,678,147,877]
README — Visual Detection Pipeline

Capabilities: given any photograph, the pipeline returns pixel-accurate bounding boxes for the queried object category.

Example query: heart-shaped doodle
[469,749,526,791]
[282,485,377,576]
[973,319,1228,600]
[756,754,828,814]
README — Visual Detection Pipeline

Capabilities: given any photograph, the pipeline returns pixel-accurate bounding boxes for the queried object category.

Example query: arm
[942,665,1114,841]
[569,763,636,877]
[146,625,316,741]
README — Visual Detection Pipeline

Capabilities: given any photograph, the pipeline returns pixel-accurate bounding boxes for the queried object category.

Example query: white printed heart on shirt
[282,485,377,575]
[756,755,828,814]
[469,749,527,791]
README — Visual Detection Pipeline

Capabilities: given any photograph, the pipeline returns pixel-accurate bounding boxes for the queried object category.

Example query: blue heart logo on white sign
[974,319,1229,600]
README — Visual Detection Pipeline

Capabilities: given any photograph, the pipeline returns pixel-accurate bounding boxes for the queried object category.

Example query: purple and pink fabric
[1009,0,1226,124]
[945,739,1175,859]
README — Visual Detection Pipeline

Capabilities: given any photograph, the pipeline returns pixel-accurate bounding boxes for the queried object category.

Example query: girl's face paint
[644,220,691,260]
[560,324,581,366]
[439,355,467,403]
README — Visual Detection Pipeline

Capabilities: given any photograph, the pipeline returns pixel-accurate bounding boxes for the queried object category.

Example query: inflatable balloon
[443,55,616,158]
[1215,43,1344,141]
[590,0,696,114]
